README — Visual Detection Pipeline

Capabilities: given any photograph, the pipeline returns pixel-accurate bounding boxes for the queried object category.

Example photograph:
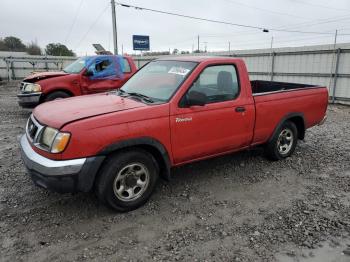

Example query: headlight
[23,83,41,93]
[40,127,58,148]
[39,127,70,153]
[51,132,71,153]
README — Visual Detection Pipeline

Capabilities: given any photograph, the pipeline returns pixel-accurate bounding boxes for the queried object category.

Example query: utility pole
[329,30,338,100]
[329,30,338,104]
[197,35,199,52]
[228,42,231,54]
[333,29,338,49]
[121,44,123,55]
[204,42,207,53]
[270,36,274,52]
[270,36,274,82]
[111,0,118,55]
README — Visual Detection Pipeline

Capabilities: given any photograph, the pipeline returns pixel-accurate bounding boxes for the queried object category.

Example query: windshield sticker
[168,67,191,76]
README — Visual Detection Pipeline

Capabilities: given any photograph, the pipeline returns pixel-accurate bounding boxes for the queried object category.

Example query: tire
[265,121,298,161]
[96,149,159,212]
[44,91,70,102]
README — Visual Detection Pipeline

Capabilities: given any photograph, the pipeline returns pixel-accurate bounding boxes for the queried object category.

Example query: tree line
[0,36,75,56]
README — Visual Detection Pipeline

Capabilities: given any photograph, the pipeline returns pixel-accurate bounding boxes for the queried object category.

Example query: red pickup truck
[17,55,137,108]
[19,56,328,211]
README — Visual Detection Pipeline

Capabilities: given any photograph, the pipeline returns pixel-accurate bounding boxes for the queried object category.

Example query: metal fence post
[45,56,49,71]
[5,59,10,82]
[331,48,341,104]
[29,62,36,72]
[10,61,15,80]
[270,52,275,81]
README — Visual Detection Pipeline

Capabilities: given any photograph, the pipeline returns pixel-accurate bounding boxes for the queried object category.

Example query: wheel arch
[41,89,74,102]
[98,137,172,181]
[268,112,306,142]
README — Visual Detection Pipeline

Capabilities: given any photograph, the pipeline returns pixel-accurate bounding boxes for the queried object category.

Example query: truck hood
[24,71,69,82]
[33,93,146,129]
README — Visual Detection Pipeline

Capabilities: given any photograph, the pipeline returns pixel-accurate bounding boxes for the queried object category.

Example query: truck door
[81,56,125,94]
[170,64,255,164]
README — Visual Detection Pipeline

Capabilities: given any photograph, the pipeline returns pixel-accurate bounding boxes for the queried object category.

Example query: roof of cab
[155,56,241,63]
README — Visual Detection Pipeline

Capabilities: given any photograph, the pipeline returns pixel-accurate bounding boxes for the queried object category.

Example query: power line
[160,18,350,51]
[276,15,350,32]
[197,34,332,47]
[74,3,109,50]
[165,29,350,51]
[217,14,350,38]
[223,0,310,20]
[116,2,350,36]
[64,0,84,45]
[117,2,267,31]
[234,34,334,47]
[292,0,348,13]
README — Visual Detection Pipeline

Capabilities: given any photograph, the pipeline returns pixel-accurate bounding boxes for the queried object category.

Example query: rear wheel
[44,91,70,102]
[265,121,298,160]
[96,149,159,212]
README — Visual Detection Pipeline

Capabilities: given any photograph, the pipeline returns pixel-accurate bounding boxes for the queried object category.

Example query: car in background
[17,55,137,108]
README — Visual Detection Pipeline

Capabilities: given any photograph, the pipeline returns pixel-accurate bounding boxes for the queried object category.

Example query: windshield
[63,57,86,74]
[120,60,197,102]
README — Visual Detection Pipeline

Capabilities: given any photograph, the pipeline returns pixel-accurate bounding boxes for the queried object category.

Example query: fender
[98,137,171,181]
[43,88,76,97]
[268,112,306,142]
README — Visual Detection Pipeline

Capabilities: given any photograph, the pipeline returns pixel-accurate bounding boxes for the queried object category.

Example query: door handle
[235,106,246,113]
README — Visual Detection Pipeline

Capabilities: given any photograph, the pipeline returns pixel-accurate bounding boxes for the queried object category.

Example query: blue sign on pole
[133,35,150,51]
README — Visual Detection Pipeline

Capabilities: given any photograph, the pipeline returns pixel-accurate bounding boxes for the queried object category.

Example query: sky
[1,0,350,56]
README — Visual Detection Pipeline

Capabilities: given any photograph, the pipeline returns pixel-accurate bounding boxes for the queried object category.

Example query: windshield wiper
[127,92,154,103]
[117,89,127,96]
[116,89,154,103]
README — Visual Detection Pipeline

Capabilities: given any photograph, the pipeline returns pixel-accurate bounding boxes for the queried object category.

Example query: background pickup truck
[17,55,137,108]
[19,56,328,212]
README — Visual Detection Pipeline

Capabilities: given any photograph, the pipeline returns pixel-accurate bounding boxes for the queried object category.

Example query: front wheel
[96,149,159,212]
[44,91,71,102]
[265,121,298,160]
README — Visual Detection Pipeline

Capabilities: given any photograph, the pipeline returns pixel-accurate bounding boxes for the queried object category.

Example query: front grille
[26,115,44,142]
[27,117,38,140]
[20,82,25,91]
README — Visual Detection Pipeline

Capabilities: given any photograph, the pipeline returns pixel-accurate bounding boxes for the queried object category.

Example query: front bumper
[19,135,105,193]
[17,92,42,108]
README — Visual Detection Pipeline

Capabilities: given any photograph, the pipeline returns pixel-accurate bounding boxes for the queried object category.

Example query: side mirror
[187,91,207,107]
[84,69,93,77]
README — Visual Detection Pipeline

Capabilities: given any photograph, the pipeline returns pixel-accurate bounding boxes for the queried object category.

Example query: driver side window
[88,59,112,74]
[187,65,239,104]
[86,57,117,80]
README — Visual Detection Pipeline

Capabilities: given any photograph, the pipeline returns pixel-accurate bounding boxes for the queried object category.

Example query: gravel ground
[0,81,350,262]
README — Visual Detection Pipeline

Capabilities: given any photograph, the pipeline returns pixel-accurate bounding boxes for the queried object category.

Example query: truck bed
[251,80,317,95]
[250,80,328,146]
